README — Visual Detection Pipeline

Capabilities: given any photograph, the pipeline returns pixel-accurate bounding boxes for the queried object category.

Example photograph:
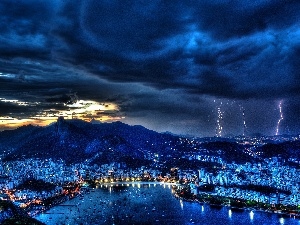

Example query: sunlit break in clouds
[38,100,121,121]
[0,97,121,130]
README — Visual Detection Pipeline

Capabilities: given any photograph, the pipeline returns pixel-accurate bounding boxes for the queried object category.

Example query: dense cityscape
[0,119,300,224]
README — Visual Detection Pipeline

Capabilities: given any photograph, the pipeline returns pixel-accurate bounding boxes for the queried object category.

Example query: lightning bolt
[216,102,223,137]
[275,101,283,136]
[239,105,247,136]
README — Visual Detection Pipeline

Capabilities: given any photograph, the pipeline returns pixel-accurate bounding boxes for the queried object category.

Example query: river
[34,183,300,225]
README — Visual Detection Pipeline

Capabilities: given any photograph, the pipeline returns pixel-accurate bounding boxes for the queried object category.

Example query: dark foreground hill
[0,200,45,225]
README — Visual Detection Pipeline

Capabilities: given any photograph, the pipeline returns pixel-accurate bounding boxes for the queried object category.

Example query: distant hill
[201,141,254,164]
[258,140,300,159]
[0,124,42,153]
[2,118,294,165]
[1,118,178,164]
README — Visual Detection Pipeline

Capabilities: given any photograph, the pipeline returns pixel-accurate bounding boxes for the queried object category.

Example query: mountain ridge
[1,118,299,166]
[1,118,176,164]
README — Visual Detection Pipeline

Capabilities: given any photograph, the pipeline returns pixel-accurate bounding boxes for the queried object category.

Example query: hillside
[1,118,177,164]
[0,118,287,165]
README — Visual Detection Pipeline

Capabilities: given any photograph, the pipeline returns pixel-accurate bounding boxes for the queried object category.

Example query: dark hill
[2,118,175,164]
[0,200,45,225]
[0,118,283,165]
[200,141,254,164]
[258,140,300,159]
[0,125,42,153]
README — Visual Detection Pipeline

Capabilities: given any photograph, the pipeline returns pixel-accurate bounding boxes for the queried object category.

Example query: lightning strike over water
[276,101,284,136]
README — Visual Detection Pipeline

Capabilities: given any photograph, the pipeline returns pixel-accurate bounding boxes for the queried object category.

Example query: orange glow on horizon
[0,99,124,130]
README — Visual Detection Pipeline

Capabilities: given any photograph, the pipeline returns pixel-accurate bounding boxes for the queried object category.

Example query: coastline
[28,180,177,217]
[174,190,300,219]
[32,181,300,225]
[29,180,300,221]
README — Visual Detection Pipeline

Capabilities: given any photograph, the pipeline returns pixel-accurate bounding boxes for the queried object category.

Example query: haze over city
[0,0,300,137]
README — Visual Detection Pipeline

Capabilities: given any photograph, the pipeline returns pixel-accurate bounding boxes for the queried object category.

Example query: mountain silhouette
[1,118,176,164]
[2,118,293,166]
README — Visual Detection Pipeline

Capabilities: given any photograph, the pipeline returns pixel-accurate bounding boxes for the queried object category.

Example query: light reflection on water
[180,199,184,210]
[34,183,300,225]
[250,210,254,221]
[279,217,284,224]
[228,209,232,218]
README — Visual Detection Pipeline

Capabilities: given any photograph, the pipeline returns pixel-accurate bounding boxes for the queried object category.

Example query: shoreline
[95,180,180,186]
[174,191,300,219]
[30,181,300,221]
[29,181,177,217]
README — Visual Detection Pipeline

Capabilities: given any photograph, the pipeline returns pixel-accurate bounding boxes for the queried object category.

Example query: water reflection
[180,199,184,210]
[250,211,254,221]
[34,184,300,225]
[228,209,232,218]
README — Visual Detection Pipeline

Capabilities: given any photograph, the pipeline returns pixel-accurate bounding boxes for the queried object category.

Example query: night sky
[0,0,300,137]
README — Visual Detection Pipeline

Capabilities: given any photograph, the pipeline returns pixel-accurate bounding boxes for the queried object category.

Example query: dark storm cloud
[0,0,300,135]
[193,0,300,39]
[121,91,217,136]
[50,0,300,99]
[0,101,30,115]
[0,0,56,60]
[1,0,299,98]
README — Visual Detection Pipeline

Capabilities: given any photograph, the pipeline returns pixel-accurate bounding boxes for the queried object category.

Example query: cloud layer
[0,0,300,136]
